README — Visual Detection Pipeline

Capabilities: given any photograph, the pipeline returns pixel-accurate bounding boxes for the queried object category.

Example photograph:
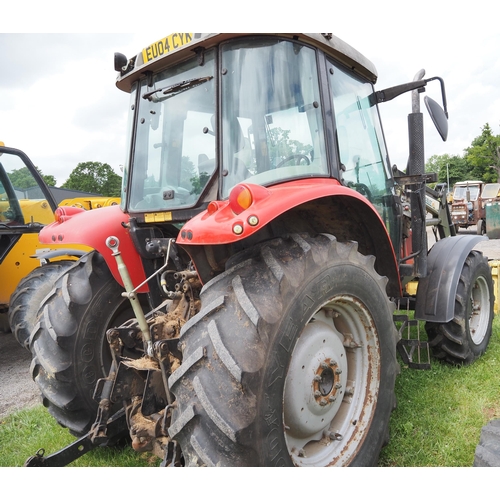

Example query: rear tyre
[477,219,486,235]
[9,260,75,350]
[425,250,493,365]
[168,234,399,467]
[29,251,143,436]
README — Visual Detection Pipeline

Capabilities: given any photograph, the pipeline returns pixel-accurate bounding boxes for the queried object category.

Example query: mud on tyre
[30,251,145,436]
[168,233,399,467]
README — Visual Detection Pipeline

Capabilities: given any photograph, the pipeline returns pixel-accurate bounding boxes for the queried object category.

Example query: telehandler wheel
[8,260,76,350]
[168,234,399,467]
[29,251,145,436]
[425,250,493,365]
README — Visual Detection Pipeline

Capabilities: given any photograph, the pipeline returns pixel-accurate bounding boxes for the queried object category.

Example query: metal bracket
[394,313,431,370]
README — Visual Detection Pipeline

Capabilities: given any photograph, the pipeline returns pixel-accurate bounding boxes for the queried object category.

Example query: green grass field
[379,315,500,466]
[1,317,499,467]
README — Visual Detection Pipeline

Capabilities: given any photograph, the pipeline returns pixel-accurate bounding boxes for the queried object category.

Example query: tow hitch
[24,408,128,467]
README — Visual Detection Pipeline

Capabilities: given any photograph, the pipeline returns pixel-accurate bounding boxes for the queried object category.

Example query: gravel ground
[0,331,40,420]
[1,230,499,421]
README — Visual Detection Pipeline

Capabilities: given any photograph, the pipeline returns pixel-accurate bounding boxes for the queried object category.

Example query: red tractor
[451,180,486,234]
[23,33,493,467]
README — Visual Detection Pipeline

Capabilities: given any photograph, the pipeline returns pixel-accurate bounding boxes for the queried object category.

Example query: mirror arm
[371,80,427,105]
[423,76,448,118]
[373,76,448,119]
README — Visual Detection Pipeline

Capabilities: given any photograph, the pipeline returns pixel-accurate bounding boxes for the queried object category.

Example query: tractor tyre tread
[425,250,493,365]
[8,260,76,350]
[168,233,398,467]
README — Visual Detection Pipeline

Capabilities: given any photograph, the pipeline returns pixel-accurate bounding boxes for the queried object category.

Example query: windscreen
[220,39,328,198]
[127,49,216,212]
[481,184,500,199]
[329,62,391,204]
[453,185,480,201]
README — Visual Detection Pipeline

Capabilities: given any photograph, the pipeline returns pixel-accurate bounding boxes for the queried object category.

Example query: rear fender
[177,179,400,294]
[38,205,148,292]
[415,235,487,322]
[177,179,388,244]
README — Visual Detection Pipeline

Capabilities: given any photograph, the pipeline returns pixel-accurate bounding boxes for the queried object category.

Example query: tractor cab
[115,33,397,245]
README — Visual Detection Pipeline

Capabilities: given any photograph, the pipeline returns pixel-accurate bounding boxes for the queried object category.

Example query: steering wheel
[353,183,373,202]
[276,154,310,169]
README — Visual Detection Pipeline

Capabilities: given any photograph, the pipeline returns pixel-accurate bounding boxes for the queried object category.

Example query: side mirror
[424,96,448,142]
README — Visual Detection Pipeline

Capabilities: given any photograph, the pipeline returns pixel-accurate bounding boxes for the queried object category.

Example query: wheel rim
[283,294,380,467]
[469,275,490,345]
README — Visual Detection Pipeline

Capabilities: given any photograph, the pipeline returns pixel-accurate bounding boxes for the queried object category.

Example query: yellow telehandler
[0,143,116,348]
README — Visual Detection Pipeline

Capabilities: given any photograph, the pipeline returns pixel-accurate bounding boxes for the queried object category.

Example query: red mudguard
[176,178,395,249]
[38,205,148,292]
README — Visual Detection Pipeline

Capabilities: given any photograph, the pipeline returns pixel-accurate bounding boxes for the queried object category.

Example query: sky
[2,1,500,186]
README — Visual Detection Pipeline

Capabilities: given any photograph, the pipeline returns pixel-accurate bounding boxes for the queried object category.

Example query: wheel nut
[314,390,321,397]
[335,368,342,374]
[319,399,328,406]
[328,432,343,441]
[314,375,321,382]
[321,362,328,369]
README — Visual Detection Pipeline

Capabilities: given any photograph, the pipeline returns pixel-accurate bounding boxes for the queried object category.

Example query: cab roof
[115,32,378,93]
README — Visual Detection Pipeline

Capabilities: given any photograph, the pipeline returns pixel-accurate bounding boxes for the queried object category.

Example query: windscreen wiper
[142,76,213,101]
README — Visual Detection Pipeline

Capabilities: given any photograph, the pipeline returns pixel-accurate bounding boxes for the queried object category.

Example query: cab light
[229,185,253,215]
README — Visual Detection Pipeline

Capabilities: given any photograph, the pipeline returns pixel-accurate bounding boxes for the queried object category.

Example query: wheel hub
[313,359,342,405]
[283,318,347,440]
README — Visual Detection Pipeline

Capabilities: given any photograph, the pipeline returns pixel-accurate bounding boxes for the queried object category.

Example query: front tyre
[426,250,494,365]
[168,234,399,466]
[29,251,143,435]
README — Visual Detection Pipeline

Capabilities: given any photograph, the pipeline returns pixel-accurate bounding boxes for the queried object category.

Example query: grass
[0,406,160,467]
[1,318,499,467]
[379,315,500,466]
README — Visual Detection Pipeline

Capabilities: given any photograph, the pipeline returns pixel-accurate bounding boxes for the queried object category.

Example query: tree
[426,153,469,188]
[8,166,56,189]
[62,161,122,197]
[268,127,312,166]
[464,123,500,183]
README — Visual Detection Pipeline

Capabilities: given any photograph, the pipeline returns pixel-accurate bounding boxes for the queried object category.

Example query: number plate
[142,33,195,63]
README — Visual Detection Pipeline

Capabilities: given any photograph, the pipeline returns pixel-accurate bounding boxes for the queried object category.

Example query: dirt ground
[1,229,499,421]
